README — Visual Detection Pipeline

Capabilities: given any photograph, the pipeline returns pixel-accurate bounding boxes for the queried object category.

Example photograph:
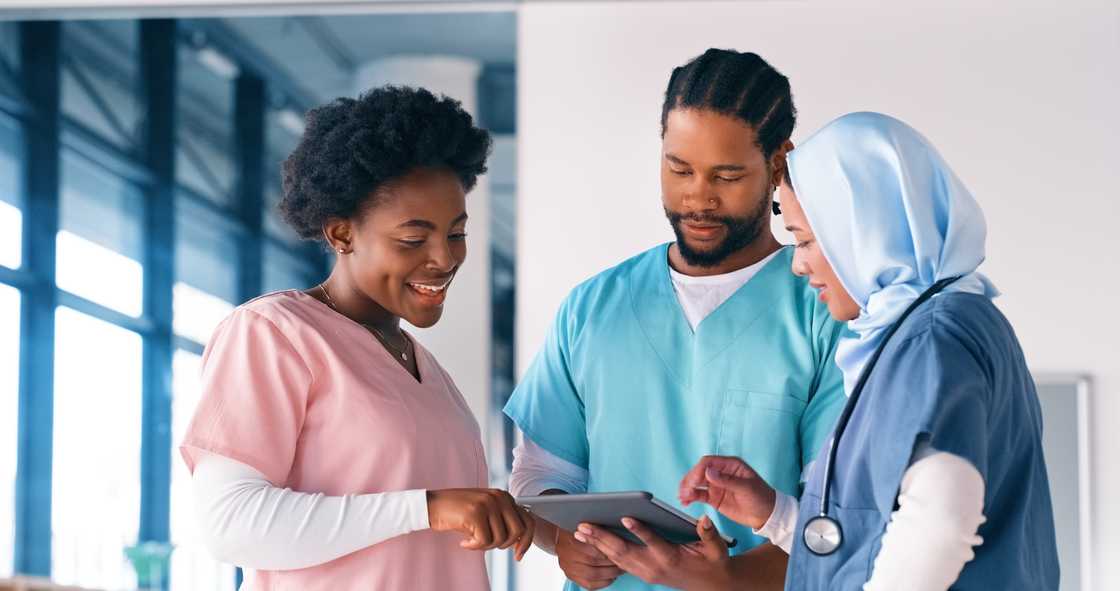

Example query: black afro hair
[279,85,492,240]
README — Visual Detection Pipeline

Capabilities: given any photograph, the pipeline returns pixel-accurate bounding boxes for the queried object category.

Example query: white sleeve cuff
[509,438,589,498]
[753,490,799,554]
[402,488,431,532]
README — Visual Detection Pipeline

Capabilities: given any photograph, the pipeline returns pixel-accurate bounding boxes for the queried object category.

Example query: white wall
[517,1,1120,588]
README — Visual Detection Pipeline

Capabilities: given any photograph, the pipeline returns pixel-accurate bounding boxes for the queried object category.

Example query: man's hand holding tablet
[517,491,736,590]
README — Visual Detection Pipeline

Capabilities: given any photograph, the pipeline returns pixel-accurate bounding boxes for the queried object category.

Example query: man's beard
[665,192,771,268]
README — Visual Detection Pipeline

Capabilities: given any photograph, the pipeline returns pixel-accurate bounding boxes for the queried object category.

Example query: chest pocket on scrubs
[716,390,807,474]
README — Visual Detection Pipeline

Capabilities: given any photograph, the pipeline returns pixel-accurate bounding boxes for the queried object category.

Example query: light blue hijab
[787,112,1000,394]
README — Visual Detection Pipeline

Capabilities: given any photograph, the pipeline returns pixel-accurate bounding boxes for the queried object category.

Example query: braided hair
[661,49,797,158]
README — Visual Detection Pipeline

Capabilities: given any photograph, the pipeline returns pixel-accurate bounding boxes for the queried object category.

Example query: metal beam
[0,91,28,120]
[0,266,34,291]
[63,26,237,169]
[292,16,356,74]
[61,116,155,187]
[234,72,265,302]
[138,21,177,566]
[173,335,205,357]
[60,54,137,149]
[14,20,61,578]
[56,290,156,336]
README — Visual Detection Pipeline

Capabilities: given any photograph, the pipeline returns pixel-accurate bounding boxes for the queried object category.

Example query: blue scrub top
[787,293,1060,590]
[505,244,848,591]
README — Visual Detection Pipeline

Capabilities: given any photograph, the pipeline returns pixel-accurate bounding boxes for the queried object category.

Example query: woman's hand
[427,488,536,560]
[679,455,777,530]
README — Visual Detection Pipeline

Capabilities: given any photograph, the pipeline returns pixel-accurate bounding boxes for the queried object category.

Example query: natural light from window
[52,307,142,590]
[56,230,143,317]
[172,282,234,346]
[0,284,19,578]
[0,201,20,270]
[170,349,235,591]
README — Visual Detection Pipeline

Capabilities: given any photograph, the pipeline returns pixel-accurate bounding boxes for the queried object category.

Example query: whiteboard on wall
[1035,374,1092,591]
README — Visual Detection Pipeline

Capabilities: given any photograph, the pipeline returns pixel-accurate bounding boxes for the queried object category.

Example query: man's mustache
[667,211,736,226]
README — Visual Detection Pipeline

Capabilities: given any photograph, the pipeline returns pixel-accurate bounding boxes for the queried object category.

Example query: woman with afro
[179,86,533,590]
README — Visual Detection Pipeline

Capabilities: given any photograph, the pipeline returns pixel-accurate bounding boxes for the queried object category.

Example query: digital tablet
[516,491,737,548]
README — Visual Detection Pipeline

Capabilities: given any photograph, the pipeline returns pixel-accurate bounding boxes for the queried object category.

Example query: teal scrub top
[505,244,848,591]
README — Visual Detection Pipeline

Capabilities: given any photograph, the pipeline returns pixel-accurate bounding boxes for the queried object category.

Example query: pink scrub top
[180,290,490,591]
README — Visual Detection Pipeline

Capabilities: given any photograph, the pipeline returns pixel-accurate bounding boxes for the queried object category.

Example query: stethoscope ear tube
[803,276,961,557]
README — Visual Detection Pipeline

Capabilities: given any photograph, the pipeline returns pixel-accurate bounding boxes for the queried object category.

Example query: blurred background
[0,1,1116,590]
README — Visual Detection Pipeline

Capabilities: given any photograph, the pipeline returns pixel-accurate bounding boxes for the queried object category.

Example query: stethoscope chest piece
[797,276,961,559]
[803,514,843,556]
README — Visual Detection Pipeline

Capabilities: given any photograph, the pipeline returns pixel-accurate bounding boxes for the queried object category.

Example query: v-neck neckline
[629,244,791,386]
[295,289,426,385]
[672,247,785,334]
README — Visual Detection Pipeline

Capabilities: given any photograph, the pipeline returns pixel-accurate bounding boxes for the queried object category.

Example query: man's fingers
[576,523,632,564]
[620,517,674,559]
[570,564,625,583]
[568,532,615,565]
[695,515,729,560]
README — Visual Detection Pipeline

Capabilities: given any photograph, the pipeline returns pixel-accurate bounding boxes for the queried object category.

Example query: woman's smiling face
[332,167,469,328]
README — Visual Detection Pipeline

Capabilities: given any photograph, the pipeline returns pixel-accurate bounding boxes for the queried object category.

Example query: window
[0,18,338,585]
[0,284,20,578]
[262,180,301,249]
[61,22,141,153]
[56,151,144,316]
[176,43,236,209]
[263,110,302,248]
[0,22,19,104]
[175,194,238,345]
[52,307,142,590]
[263,242,319,295]
[172,282,234,347]
[169,349,235,591]
[0,113,22,270]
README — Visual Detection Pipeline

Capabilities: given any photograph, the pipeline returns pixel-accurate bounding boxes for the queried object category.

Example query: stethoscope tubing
[807,275,962,556]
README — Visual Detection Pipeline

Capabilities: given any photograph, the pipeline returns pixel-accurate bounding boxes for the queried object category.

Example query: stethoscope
[802,276,961,556]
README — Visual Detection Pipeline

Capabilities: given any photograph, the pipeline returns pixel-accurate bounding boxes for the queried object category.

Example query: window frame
[1,19,326,588]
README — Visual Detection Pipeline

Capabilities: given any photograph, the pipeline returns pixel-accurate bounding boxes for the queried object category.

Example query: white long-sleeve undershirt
[191,451,430,571]
[754,442,986,591]
[510,439,985,591]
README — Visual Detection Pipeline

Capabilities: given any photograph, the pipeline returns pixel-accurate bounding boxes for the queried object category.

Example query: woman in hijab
[677,112,1060,590]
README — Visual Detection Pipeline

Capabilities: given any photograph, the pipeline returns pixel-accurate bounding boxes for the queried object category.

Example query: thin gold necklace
[318,283,411,362]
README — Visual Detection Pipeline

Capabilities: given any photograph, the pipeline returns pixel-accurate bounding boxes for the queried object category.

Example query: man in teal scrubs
[505,49,847,590]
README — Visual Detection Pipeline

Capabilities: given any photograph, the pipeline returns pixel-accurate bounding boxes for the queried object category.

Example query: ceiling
[203,12,516,104]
